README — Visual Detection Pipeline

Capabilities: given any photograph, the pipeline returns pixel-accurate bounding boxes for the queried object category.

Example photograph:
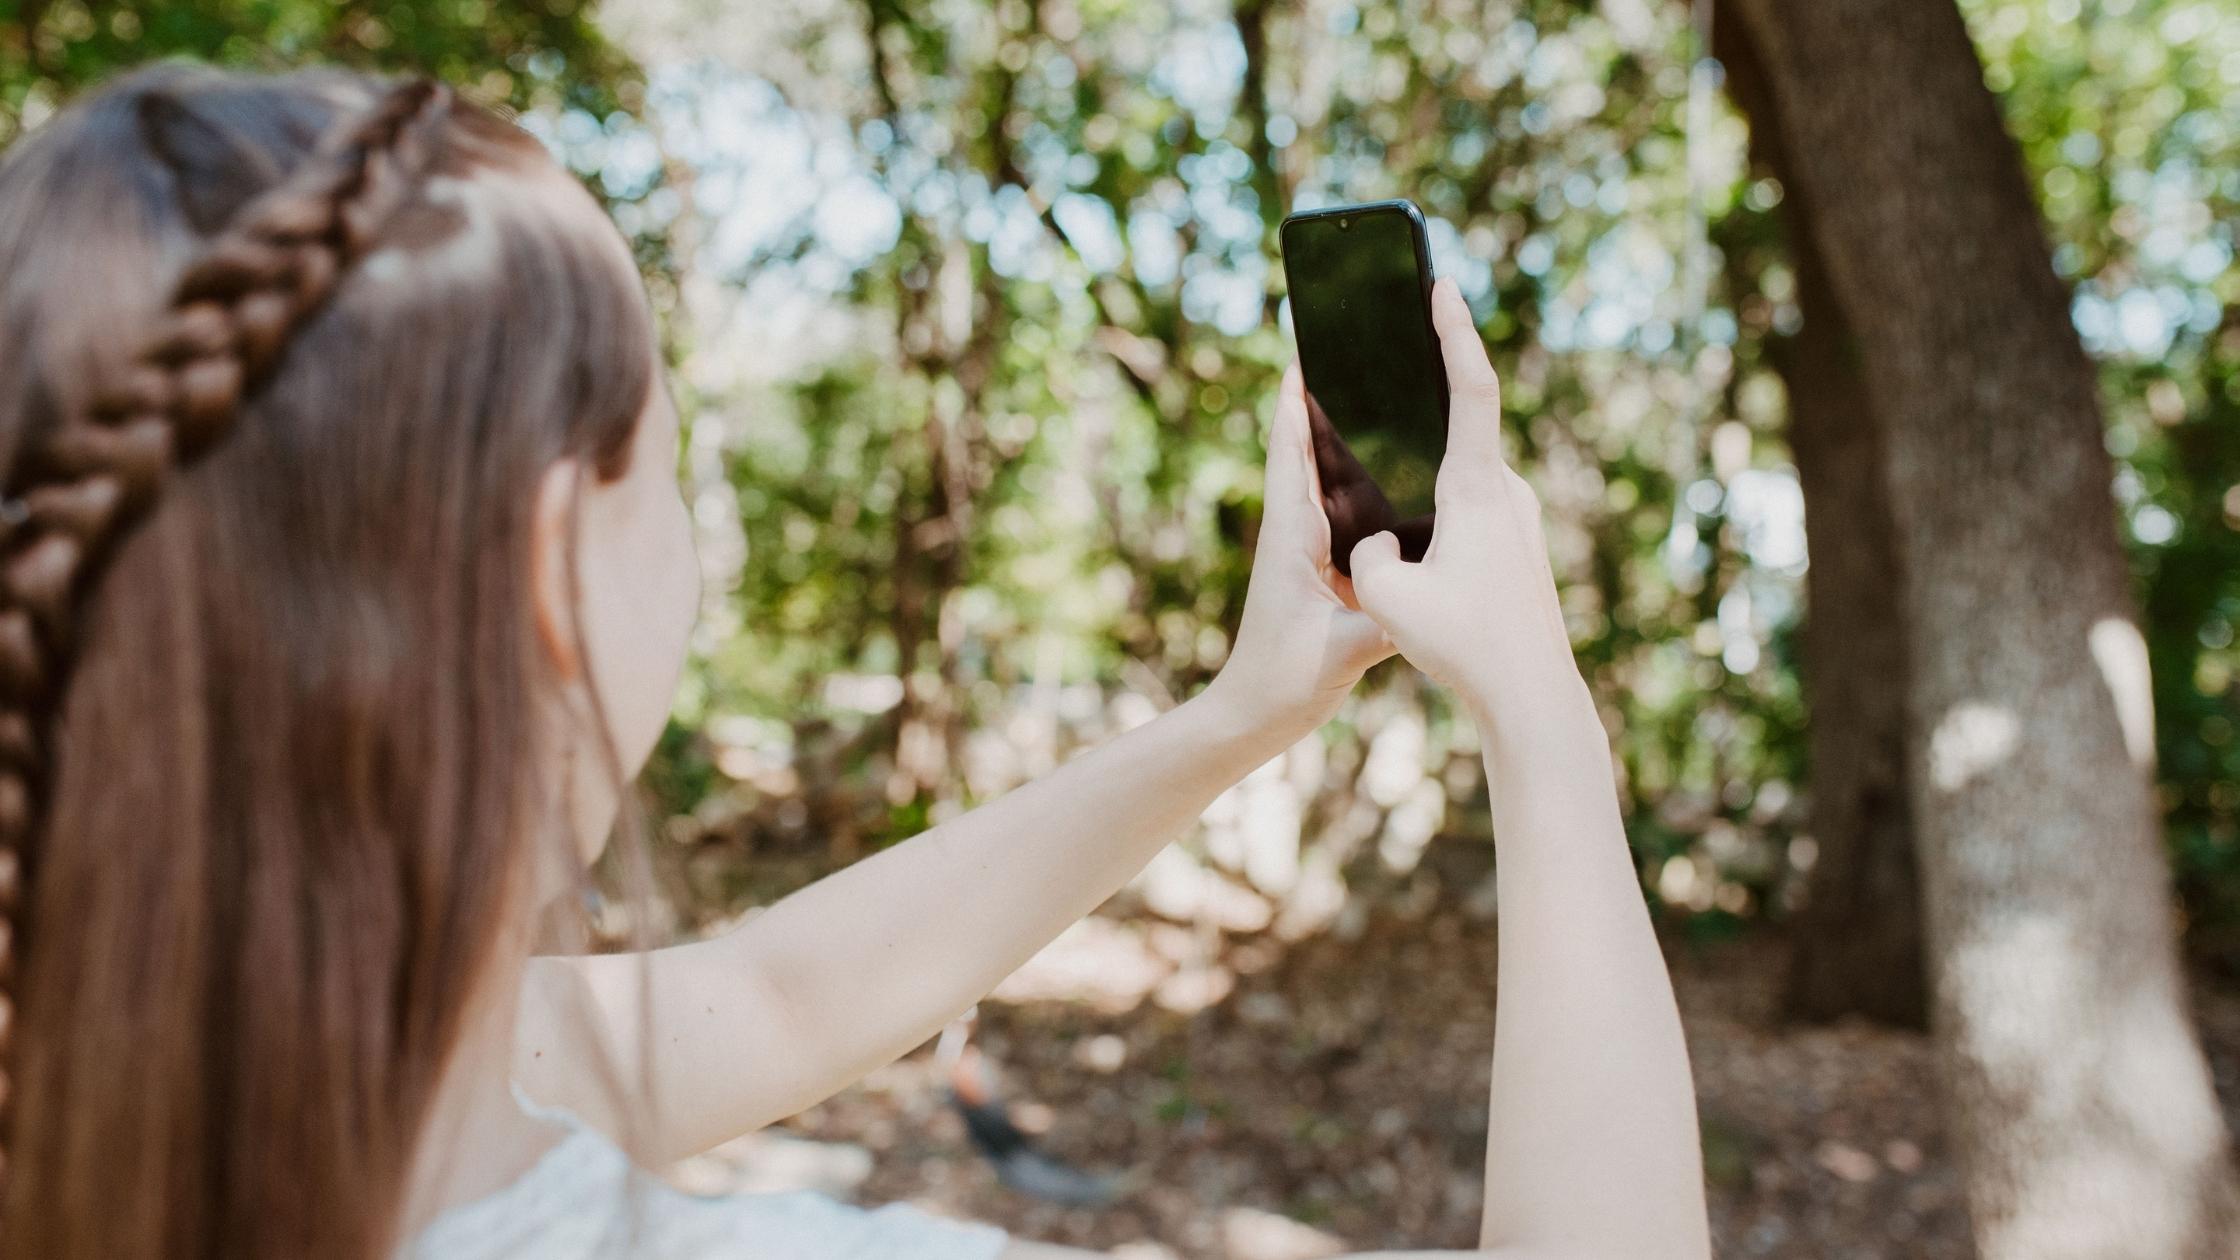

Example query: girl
[0,67,1709,1259]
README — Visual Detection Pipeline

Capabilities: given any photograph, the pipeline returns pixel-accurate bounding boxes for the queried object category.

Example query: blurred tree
[0,0,638,141]
[1733,0,2239,1254]
[663,0,1817,930]
[1715,0,1927,1030]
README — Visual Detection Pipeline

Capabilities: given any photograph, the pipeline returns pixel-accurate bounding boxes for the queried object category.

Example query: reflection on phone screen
[1282,209,1445,521]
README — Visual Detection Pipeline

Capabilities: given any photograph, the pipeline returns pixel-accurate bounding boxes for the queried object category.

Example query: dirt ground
[681,899,2240,1260]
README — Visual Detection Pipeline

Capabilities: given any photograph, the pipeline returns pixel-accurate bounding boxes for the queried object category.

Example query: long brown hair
[0,65,655,1257]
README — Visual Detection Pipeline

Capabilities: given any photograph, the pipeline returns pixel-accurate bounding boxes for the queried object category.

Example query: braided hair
[0,74,450,1219]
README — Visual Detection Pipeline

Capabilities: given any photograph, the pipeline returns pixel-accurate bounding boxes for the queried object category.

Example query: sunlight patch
[2088,617,2156,771]
[1928,701,2020,792]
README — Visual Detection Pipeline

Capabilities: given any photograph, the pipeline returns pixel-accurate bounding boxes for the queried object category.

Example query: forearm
[1473,682,1708,1258]
[533,362,1400,1154]
[736,687,1294,1087]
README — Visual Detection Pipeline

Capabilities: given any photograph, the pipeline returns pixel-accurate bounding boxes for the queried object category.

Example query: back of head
[0,64,654,1257]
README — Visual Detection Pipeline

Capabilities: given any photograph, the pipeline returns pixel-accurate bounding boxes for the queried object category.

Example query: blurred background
[4,1,2236,1257]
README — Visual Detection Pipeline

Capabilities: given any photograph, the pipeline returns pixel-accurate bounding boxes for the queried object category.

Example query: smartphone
[1278,199,1447,562]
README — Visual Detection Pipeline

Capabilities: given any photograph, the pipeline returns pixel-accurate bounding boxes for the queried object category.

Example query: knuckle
[1431,483,1464,519]
[1436,466,1496,511]
[1458,374,1502,408]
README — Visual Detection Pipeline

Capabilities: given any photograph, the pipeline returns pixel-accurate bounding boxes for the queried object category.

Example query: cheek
[650,492,699,677]
[583,484,697,774]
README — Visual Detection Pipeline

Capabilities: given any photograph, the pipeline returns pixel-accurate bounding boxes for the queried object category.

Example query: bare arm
[526,285,1707,1260]
[997,697,1702,1260]
[516,364,1393,1161]
[521,688,1305,1156]
[1341,278,1709,1259]
[1463,685,1706,1255]
[1002,287,1709,1260]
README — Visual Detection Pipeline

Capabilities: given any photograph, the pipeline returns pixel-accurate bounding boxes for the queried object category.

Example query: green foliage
[661,0,1814,923]
[8,1,2234,945]
[0,0,638,138]
[660,0,2234,939]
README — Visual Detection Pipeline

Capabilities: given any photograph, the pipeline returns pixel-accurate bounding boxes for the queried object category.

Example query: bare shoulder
[509,955,631,1135]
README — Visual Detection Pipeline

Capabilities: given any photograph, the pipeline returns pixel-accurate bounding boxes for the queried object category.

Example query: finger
[1333,606,1396,672]
[1431,277,1505,480]
[1346,530,1412,621]
[1290,363,1317,490]
[1265,364,1320,522]
[1324,562,1361,611]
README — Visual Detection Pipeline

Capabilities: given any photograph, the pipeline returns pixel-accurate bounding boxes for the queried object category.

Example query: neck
[394,940,563,1243]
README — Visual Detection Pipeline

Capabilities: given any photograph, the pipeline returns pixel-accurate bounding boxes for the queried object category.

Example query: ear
[137,90,283,234]
[531,459,586,683]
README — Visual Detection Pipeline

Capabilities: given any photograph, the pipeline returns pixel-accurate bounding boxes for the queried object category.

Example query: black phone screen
[1280,203,1447,520]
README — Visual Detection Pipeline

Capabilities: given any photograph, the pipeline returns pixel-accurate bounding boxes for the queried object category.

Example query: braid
[0,77,452,1195]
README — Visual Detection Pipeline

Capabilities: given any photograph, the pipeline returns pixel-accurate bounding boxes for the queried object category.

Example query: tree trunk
[1733,1,2240,1256]
[1714,0,1928,1030]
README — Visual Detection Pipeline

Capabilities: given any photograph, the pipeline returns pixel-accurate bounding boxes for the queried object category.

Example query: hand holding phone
[1278,199,1448,575]
[1345,277,1582,740]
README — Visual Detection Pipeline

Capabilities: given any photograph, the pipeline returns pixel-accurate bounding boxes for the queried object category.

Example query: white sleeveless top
[402,1091,1009,1260]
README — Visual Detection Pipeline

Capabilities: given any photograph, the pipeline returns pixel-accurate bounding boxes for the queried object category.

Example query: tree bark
[1732,1,2240,1255]
[1714,0,1928,1030]
[1778,238,1930,1028]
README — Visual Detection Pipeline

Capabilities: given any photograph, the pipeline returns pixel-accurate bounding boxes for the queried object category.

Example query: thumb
[1346,530,1414,622]
[1332,606,1396,673]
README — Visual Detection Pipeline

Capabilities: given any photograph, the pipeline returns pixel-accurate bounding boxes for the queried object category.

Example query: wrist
[1191,676,1315,764]
[1462,665,1599,772]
